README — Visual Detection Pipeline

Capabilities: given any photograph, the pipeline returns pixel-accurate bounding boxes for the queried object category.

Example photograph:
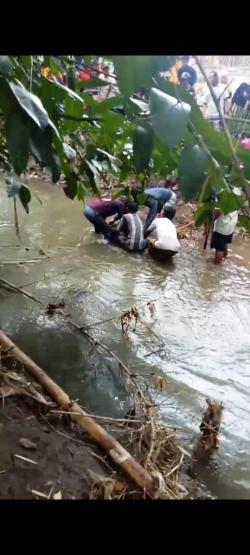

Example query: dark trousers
[144,198,161,231]
[84,206,113,238]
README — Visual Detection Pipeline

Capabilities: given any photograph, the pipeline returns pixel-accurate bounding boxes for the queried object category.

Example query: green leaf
[133,124,154,173]
[194,202,213,227]
[63,95,84,132]
[238,215,250,232]
[5,112,29,175]
[151,56,177,76]
[84,160,100,196]
[216,190,243,215]
[237,144,250,180]
[77,182,86,200]
[112,56,153,97]
[18,184,31,213]
[77,77,111,90]
[149,87,191,149]
[155,78,232,165]
[90,159,103,173]
[127,96,149,113]
[63,171,78,199]
[179,144,209,201]
[29,124,61,183]
[96,148,117,162]
[136,192,147,205]
[0,56,12,77]
[152,140,178,174]
[112,188,127,200]
[9,82,59,136]
[19,56,32,71]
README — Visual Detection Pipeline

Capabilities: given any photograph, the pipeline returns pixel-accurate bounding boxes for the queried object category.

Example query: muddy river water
[0,178,250,499]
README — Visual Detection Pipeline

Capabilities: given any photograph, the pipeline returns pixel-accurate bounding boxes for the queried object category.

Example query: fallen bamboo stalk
[0,330,156,498]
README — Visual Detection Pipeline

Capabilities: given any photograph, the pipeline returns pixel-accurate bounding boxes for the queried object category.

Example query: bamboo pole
[0,330,156,498]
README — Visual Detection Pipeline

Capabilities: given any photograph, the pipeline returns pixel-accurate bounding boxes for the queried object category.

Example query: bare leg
[223,245,228,259]
[213,250,224,264]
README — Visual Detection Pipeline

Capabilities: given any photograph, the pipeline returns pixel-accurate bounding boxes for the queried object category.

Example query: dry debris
[121,306,139,334]
[199,398,223,451]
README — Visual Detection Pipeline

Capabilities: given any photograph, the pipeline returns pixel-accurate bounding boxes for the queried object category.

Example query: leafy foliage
[0,54,249,230]
[179,145,209,201]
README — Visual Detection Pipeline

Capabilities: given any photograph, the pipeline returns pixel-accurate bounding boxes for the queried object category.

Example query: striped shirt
[117,213,144,251]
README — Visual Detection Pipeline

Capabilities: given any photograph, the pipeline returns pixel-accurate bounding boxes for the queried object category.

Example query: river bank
[0,336,204,500]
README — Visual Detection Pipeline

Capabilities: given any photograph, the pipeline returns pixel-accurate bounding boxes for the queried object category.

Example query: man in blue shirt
[133,185,177,231]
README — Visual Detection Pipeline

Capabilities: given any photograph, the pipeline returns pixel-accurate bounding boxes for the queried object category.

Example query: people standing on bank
[203,71,231,129]
[177,56,197,96]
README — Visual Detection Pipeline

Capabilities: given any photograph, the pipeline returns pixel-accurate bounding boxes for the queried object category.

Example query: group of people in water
[83,179,242,265]
[83,181,180,260]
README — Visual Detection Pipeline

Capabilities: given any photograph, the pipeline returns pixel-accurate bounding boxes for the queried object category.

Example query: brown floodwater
[0,178,250,499]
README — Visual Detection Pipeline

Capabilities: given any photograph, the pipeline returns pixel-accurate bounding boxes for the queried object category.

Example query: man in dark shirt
[231,82,250,112]
[177,56,197,89]
[83,198,127,237]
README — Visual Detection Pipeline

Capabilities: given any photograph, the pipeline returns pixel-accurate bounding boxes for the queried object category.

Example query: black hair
[163,206,176,220]
[127,200,138,213]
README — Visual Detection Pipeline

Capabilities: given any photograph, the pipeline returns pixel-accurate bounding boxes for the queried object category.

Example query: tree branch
[58,113,102,124]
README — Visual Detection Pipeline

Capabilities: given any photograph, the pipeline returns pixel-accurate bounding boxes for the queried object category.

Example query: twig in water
[66,318,147,402]
[20,269,72,289]
[13,197,21,241]
[145,348,166,358]
[0,278,43,305]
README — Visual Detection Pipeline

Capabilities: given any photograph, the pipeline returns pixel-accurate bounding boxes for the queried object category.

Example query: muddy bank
[0,339,204,500]
[0,398,108,500]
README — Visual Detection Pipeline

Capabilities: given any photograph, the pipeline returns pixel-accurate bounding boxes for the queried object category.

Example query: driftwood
[199,398,223,451]
[0,330,156,498]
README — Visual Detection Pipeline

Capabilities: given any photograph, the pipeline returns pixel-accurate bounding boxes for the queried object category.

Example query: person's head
[163,205,176,220]
[126,200,138,213]
[103,65,110,77]
[163,177,179,190]
[209,71,219,87]
[180,56,190,65]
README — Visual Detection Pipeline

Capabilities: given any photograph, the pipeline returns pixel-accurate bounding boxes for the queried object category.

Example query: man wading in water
[207,188,241,264]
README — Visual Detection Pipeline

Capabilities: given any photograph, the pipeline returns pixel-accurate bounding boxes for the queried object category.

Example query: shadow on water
[1,178,250,498]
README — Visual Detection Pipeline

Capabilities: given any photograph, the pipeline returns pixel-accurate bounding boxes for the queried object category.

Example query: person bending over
[83,197,127,238]
[144,204,180,257]
[133,184,177,232]
[111,201,148,253]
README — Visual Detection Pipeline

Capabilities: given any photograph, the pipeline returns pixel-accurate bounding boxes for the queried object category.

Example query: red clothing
[79,70,91,81]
